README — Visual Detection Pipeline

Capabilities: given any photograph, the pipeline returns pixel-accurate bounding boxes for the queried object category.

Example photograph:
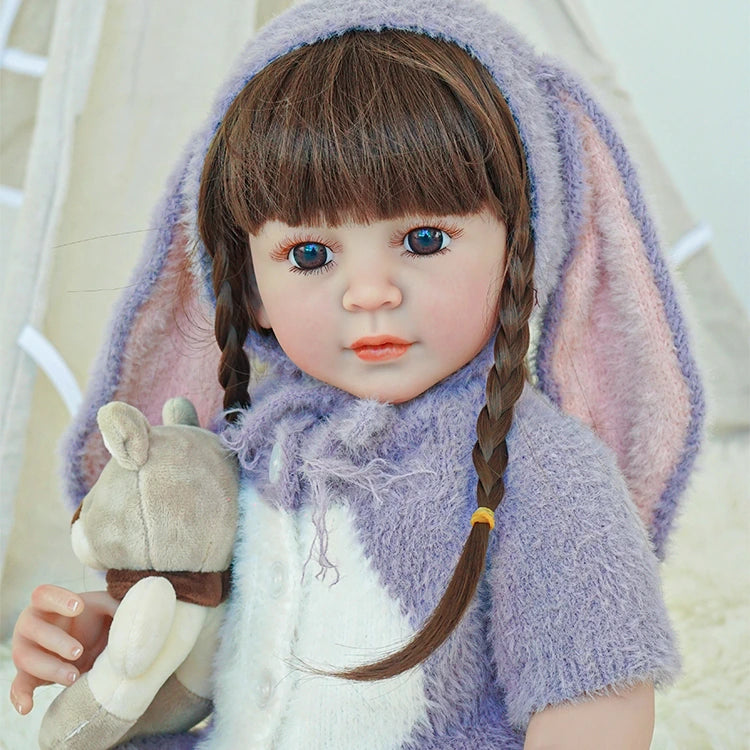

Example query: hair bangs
[221,31,512,230]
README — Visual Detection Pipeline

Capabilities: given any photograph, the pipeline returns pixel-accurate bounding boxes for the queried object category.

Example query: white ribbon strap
[17,324,82,416]
[670,222,713,267]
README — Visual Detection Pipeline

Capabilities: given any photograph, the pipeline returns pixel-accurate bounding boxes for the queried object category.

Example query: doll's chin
[337,380,433,404]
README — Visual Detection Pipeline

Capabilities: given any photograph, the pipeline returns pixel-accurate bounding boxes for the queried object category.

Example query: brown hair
[198,30,535,679]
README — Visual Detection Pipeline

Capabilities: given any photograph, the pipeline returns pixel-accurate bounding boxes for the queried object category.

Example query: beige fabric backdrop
[1,0,106,593]
[1,0,260,635]
[2,0,748,638]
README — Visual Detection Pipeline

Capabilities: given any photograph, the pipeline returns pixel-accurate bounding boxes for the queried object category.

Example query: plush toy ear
[534,70,704,557]
[97,402,152,471]
[162,397,201,427]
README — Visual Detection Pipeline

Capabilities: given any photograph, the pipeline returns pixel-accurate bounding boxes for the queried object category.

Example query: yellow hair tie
[470,507,495,530]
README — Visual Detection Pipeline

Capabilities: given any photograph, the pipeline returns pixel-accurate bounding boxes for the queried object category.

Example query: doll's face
[249,209,506,403]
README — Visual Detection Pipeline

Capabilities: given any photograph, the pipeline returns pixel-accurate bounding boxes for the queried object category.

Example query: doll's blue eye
[403,227,451,255]
[288,242,333,270]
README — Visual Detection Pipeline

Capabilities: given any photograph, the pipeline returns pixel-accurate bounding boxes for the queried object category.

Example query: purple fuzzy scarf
[220,339,494,584]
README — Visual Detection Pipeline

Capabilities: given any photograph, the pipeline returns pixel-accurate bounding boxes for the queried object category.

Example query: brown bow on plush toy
[40,398,239,750]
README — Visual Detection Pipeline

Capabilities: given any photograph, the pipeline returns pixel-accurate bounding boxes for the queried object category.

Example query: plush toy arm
[40,579,208,750]
[106,577,177,678]
[87,580,208,719]
[111,605,225,746]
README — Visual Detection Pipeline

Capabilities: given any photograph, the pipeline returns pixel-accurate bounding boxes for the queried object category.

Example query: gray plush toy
[40,398,239,750]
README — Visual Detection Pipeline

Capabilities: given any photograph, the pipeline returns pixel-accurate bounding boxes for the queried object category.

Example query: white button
[269,561,285,599]
[257,670,274,708]
[268,441,283,483]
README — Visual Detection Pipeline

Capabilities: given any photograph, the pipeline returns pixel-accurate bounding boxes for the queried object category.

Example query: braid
[473,219,535,513]
[198,127,253,418]
[212,252,252,416]
[336,215,535,682]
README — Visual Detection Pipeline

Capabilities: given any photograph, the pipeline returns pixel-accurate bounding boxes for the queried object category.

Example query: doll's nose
[342,265,402,312]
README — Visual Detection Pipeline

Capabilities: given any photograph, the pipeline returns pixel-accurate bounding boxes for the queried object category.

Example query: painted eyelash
[390,220,465,254]
[287,261,337,276]
[269,234,336,261]
[270,234,340,274]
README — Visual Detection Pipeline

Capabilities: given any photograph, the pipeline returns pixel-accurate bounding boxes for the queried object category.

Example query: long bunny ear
[63,153,224,506]
[534,68,704,557]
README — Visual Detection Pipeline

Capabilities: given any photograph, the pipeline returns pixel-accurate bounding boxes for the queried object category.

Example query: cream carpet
[1,433,748,750]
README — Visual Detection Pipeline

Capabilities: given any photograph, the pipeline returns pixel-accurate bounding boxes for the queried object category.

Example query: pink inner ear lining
[81,229,224,491]
[550,102,691,529]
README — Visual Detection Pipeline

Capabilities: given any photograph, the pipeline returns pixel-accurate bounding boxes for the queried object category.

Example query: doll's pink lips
[350,336,413,362]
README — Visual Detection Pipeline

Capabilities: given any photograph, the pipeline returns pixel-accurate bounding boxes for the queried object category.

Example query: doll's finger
[13,606,67,651]
[17,612,83,661]
[29,584,82,618]
[9,676,33,715]
[11,635,79,688]
[9,669,49,714]
[78,590,118,618]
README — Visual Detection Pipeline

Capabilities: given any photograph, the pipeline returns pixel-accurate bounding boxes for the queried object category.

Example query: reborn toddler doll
[11,0,703,748]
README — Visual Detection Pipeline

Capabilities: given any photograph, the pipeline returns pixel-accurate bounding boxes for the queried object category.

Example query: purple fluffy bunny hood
[63,0,703,558]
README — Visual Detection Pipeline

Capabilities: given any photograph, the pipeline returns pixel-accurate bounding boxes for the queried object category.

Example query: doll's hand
[9,584,117,715]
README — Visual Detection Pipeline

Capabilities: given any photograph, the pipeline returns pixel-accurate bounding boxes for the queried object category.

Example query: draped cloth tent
[0,1,747,747]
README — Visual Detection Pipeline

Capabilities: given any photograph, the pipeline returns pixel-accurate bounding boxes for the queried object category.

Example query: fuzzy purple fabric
[210,339,678,743]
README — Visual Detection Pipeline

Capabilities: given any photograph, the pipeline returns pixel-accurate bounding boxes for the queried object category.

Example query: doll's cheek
[71,519,104,569]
